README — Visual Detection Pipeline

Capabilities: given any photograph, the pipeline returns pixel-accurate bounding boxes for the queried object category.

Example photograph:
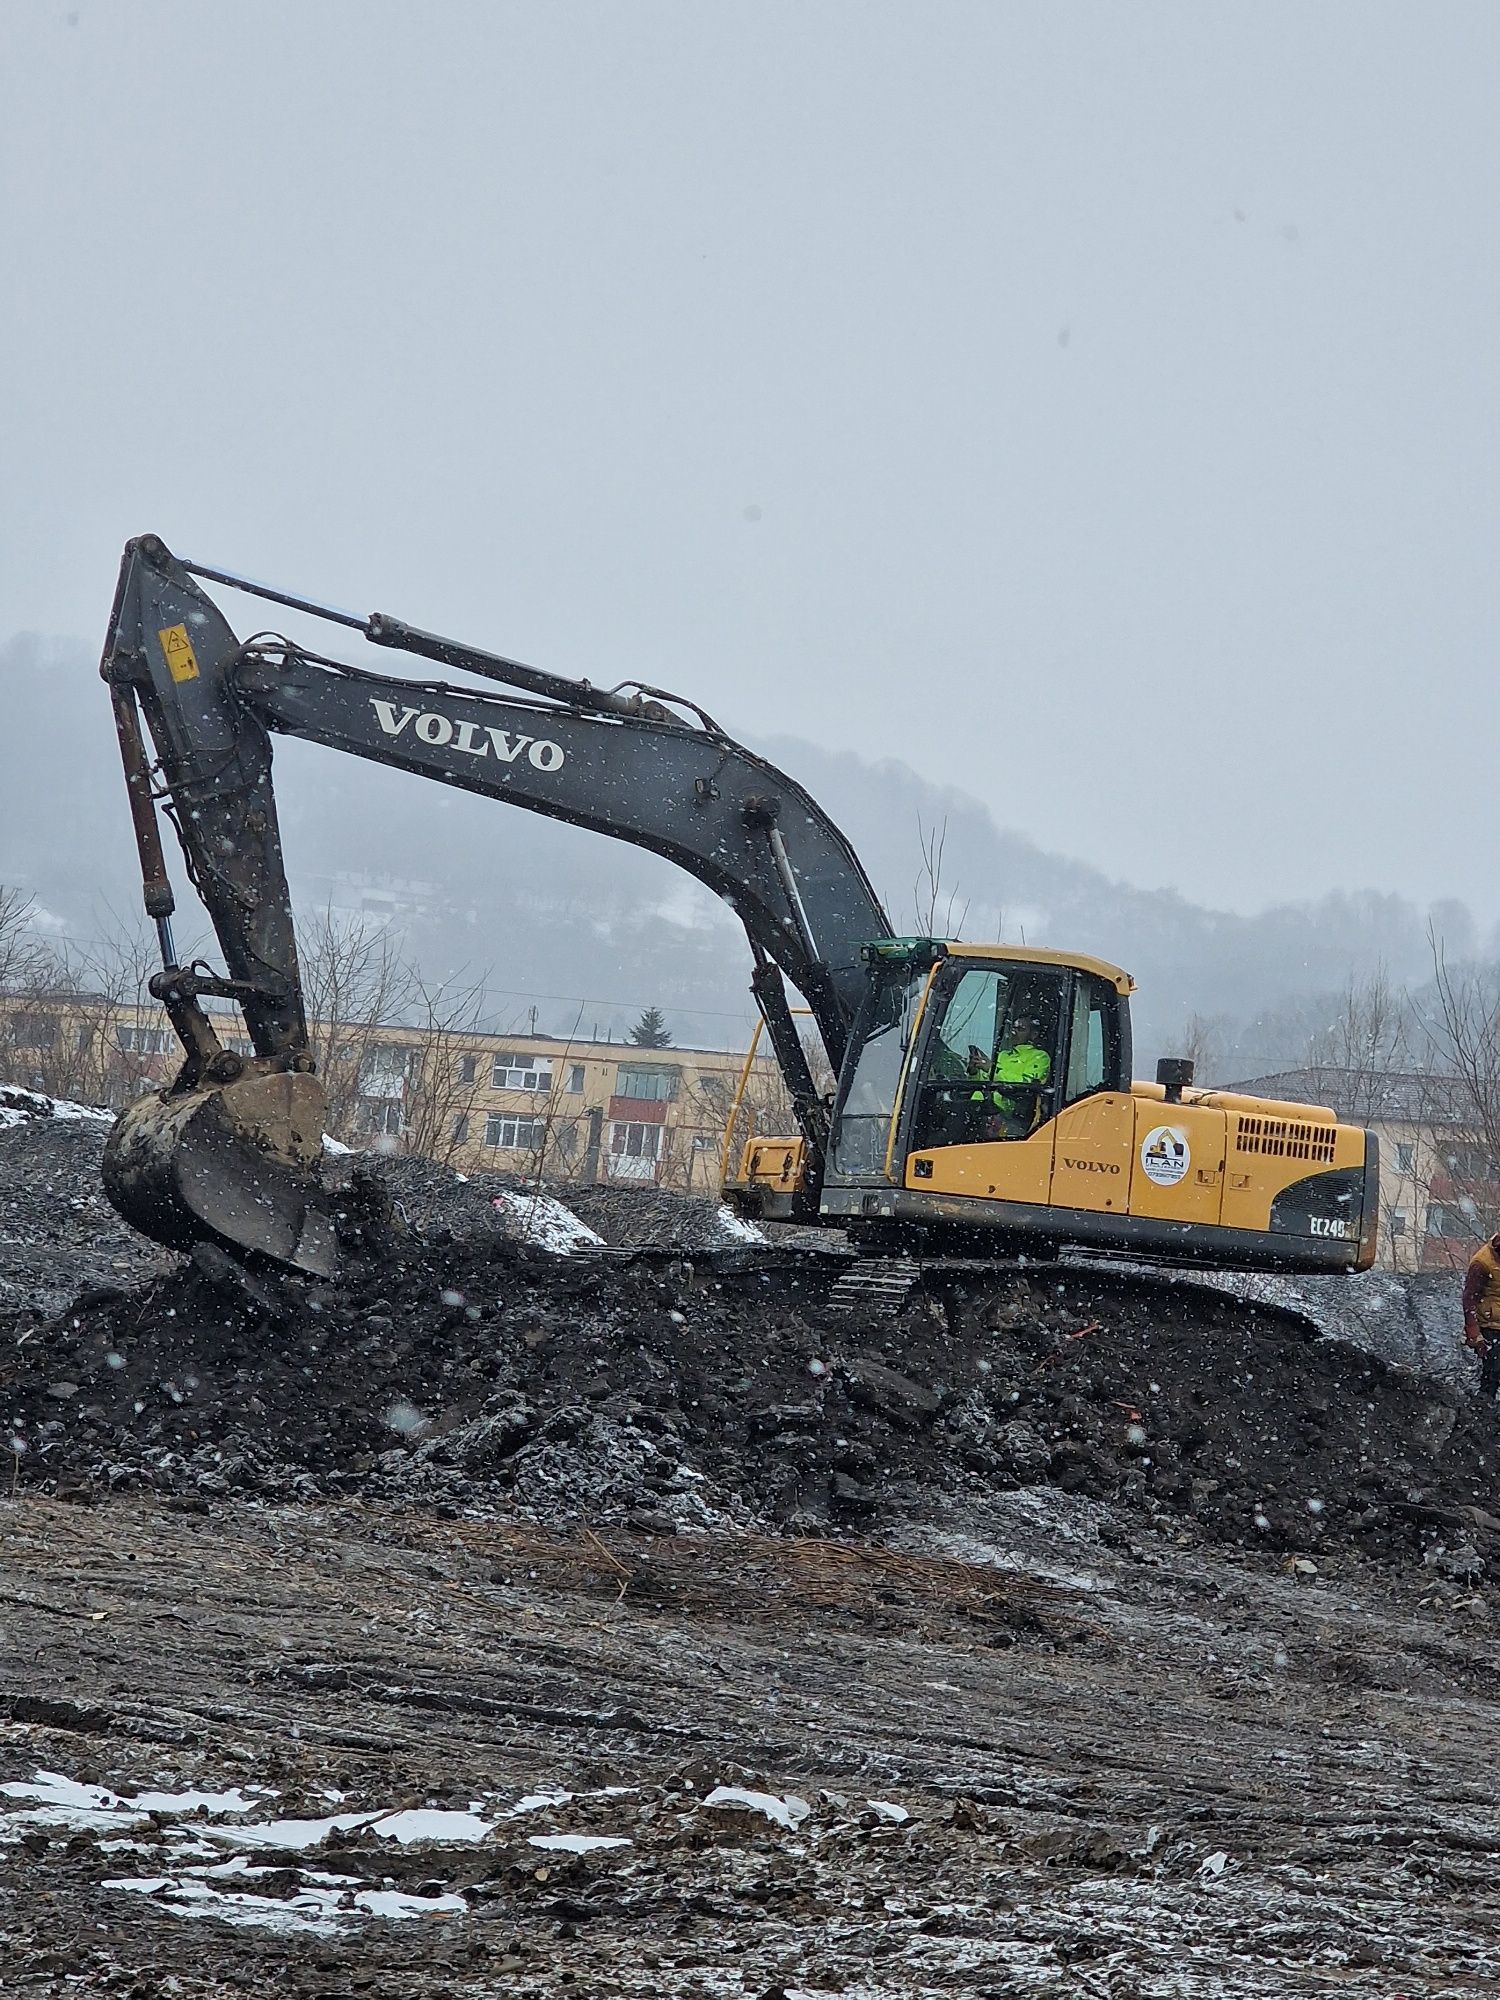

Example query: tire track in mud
[6,1495,1500,1995]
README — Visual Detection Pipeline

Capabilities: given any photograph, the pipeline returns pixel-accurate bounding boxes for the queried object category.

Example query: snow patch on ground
[103,1869,465,1935]
[198,1811,380,1851]
[703,1786,811,1830]
[2,1768,650,1935]
[0,1771,262,1840]
[528,1832,631,1853]
[0,1087,113,1129]
[865,1799,910,1825]
[505,1788,575,1815]
[714,1203,768,1244]
[199,1805,499,1850]
[491,1190,605,1253]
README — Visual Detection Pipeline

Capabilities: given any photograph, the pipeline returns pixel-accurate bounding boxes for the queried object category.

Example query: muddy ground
[5,1102,1500,1993]
[7,1490,1500,1996]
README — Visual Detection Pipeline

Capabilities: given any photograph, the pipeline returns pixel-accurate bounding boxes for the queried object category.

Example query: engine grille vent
[1235,1115,1337,1165]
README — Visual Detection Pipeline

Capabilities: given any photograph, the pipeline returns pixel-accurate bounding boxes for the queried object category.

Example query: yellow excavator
[96,536,1377,1280]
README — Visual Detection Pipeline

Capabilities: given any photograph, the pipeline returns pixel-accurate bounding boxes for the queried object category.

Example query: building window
[1396,1143,1414,1172]
[568,1064,586,1094]
[359,1047,412,1096]
[361,1100,402,1137]
[485,1114,546,1151]
[616,1065,677,1102]
[117,1025,172,1056]
[1426,1203,1472,1241]
[607,1119,662,1181]
[551,1121,579,1162]
[490,1053,553,1092]
[610,1121,662,1159]
[10,1012,60,1050]
[458,1054,477,1084]
[451,1113,470,1144]
[1390,1209,1407,1236]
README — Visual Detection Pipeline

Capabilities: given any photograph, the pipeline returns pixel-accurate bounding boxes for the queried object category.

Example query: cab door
[1048,973,1134,1214]
[902,962,1063,1207]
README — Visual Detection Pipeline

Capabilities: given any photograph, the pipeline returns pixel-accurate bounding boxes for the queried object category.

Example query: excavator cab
[815,940,1132,1243]
[726,940,1128,1225]
[731,938,1379,1273]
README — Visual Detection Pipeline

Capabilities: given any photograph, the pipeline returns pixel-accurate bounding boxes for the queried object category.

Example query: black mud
[5,1182,1496,1567]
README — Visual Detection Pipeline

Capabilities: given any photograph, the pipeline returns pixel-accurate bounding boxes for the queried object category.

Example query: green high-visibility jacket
[971,1043,1051,1115]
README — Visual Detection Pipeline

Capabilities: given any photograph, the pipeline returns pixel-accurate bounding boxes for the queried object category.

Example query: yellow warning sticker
[157,623,200,684]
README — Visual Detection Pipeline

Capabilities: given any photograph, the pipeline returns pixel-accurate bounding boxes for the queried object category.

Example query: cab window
[828,962,930,1178]
[934,968,1002,1078]
[1062,975,1117,1106]
[913,966,1063,1148]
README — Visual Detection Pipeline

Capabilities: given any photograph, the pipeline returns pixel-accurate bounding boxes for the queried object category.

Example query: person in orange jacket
[1461,1232,1500,1395]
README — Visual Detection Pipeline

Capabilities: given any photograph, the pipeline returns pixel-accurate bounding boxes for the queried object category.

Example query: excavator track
[826,1257,923,1317]
[814,1248,1329,1340]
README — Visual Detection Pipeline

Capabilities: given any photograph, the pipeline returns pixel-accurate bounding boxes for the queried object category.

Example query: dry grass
[390,1515,1094,1641]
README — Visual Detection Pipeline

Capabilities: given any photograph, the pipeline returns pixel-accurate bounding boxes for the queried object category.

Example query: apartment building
[0,991,786,1195]
[379,1029,783,1191]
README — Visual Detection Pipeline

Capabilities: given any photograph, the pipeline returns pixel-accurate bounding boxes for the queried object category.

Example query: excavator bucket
[102,1070,337,1279]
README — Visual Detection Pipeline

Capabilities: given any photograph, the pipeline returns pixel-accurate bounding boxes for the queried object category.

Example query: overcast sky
[3,1,1497,920]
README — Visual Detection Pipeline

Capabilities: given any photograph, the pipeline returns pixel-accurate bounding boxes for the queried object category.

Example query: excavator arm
[99,535,891,1270]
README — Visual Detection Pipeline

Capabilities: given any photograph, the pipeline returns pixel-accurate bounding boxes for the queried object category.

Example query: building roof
[1223,1067,1470,1127]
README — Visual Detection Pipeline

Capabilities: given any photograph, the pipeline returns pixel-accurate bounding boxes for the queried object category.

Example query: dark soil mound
[334,1155,759,1254]
[560,1181,762,1250]
[0,1100,169,1318]
[4,1212,1496,1566]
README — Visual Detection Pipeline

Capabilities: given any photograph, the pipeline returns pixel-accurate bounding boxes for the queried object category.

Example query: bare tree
[1287,967,1430,1266]
[1169,1011,1231,1084]
[1423,936,1500,1251]
[688,1040,804,1191]
[295,907,415,1143]
[522,1005,596,1187]
[910,816,970,940]
[1304,967,1411,1123]
[0,901,168,1107]
[0,886,51,994]
[398,969,494,1167]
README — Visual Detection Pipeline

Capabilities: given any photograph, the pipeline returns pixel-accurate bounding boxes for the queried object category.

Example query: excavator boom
[98,536,890,1268]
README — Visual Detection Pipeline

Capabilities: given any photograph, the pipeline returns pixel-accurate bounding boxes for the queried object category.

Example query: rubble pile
[0,1094,1490,1565]
[3,1194,1493,1563]
[558,1179,769,1251]
[357,1154,766,1253]
[0,1090,168,1318]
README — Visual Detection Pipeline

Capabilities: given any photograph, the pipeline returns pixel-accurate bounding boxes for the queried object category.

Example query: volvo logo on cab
[1061,1158,1121,1175]
[370,699,565,772]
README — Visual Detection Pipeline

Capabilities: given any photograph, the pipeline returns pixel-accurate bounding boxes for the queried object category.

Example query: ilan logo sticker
[1141,1125,1190,1188]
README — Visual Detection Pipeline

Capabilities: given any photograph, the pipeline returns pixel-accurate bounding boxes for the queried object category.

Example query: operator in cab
[970,1007,1053,1139]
